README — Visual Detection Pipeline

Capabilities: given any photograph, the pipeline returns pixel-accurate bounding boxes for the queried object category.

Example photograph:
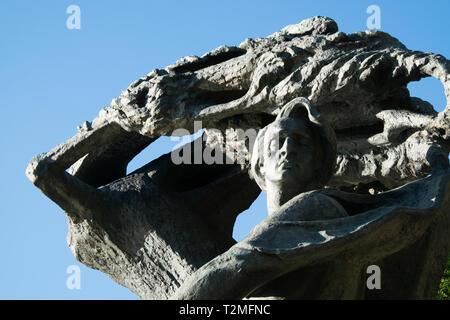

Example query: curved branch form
[69,17,449,191]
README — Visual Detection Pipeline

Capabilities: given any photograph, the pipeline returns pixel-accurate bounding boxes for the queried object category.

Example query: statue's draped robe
[174,168,450,299]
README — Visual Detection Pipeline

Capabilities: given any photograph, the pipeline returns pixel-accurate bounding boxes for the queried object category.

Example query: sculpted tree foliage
[26,17,450,299]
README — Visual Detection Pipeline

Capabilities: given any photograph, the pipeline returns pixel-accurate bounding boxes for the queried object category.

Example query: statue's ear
[249,157,266,190]
[258,161,265,176]
[250,127,268,191]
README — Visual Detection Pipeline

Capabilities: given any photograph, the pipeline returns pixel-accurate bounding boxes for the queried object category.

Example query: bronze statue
[26,16,450,299]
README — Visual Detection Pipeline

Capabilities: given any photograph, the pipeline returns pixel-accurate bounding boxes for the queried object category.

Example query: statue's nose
[280,137,296,157]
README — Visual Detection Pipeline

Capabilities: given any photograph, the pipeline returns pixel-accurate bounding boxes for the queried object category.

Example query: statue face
[263,118,315,191]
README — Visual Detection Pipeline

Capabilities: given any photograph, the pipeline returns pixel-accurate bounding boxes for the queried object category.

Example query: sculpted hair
[250,97,337,191]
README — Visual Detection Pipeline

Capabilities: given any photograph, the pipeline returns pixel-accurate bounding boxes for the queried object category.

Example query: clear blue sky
[1,0,448,299]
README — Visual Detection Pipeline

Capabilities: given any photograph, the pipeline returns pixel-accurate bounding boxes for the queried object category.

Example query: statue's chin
[268,172,311,192]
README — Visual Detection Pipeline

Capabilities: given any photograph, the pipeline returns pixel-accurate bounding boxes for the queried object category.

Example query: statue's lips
[277,159,298,169]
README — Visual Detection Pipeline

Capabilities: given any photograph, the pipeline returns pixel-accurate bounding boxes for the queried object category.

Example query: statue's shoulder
[272,190,348,222]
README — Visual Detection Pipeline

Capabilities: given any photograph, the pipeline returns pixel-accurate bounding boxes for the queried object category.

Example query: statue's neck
[266,184,301,215]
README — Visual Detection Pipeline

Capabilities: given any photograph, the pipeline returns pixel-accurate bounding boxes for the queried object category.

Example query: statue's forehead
[264,118,313,141]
